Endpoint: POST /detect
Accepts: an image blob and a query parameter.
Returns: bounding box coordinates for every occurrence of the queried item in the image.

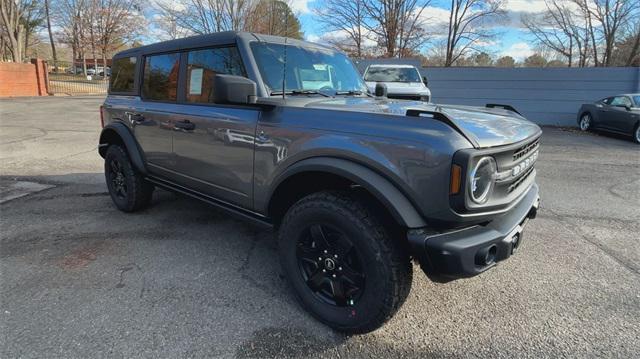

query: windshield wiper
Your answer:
[270,90,331,97]
[335,90,372,97]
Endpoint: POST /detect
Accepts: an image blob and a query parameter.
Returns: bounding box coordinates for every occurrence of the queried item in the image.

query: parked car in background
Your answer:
[363,64,431,102]
[577,94,640,144]
[66,67,83,74]
[99,67,111,77]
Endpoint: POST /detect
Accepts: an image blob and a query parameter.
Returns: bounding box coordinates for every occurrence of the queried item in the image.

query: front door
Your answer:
[608,96,634,133]
[170,46,258,208]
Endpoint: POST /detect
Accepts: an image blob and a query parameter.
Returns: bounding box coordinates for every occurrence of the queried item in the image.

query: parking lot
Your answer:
[1,96,639,358]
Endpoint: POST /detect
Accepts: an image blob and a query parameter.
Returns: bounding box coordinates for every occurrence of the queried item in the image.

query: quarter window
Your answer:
[142,53,180,101]
[110,56,137,93]
[186,47,246,103]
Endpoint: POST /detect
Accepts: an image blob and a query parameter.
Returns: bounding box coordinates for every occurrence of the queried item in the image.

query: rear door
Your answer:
[135,52,181,175]
[171,46,259,208]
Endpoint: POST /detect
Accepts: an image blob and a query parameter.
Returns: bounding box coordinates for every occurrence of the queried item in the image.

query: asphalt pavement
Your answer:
[1,96,639,358]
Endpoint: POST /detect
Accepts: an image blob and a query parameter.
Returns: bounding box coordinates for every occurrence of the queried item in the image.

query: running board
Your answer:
[145,176,273,229]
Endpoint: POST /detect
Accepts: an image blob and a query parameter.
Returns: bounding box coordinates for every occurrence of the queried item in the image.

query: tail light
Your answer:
[99,105,105,128]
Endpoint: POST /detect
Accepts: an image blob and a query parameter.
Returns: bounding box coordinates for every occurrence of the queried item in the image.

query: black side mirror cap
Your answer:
[422,76,429,86]
[213,74,257,104]
[374,82,387,97]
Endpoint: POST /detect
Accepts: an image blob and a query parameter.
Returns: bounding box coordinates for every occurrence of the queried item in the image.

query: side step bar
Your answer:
[146,175,274,229]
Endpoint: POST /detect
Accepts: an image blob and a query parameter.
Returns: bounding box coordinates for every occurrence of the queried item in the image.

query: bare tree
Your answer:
[314,0,368,58]
[0,0,39,62]
[443,0,505,66]
[93,0,143,71]
[363,0,432,58]
[155,0,257,36]
[244,0,302,39]
[55,0,89,72]
[522,1,584,67]
[44,0,58,70]
[572,0,636,66]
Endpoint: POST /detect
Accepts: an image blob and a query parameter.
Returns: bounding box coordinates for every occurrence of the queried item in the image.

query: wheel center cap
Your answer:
[324,258,336,271]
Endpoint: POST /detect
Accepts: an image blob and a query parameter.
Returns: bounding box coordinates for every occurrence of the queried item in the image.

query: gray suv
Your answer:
[99,32,541,333]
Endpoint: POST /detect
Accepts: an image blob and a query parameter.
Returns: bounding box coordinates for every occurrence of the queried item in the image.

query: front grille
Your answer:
[508,166,534,193]
[513,138,539,161]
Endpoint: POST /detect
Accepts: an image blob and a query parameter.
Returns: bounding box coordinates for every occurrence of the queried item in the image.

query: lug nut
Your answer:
[332,274,336,278]
[322,269,326,273]
[324,250,328,254]
[338,267,342,271]
[318,257,322,260]
[334,254,338,258]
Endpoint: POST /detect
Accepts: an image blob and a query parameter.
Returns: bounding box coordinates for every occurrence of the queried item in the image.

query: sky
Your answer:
[289,0,557,61]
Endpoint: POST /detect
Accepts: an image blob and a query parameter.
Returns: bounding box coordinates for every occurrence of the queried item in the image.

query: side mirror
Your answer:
[213,74,257,104]
[374,82,387,97]
[422,76,429,86]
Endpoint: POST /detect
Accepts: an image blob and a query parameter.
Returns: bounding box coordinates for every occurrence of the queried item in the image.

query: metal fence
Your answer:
[421,67,640,126]
[47,72,108,95]
[356,59,640,126]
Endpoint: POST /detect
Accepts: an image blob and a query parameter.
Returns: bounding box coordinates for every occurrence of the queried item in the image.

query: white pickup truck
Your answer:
[363,64,431,102]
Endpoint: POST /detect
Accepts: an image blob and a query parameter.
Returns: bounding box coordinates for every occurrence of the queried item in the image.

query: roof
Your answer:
[114,31,335,59]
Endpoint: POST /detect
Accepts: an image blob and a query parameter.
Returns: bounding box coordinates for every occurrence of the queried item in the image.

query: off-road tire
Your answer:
[104,144,154,212]
[278,191,412,334]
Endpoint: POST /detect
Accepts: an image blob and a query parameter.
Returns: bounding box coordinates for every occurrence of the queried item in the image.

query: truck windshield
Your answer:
[364,67,421,83]
[250,42,367,95]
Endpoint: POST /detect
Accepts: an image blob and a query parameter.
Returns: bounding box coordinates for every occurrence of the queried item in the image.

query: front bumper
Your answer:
[408,183,539,282]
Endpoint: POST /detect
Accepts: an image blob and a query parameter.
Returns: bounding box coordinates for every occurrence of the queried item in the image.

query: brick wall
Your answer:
[0,59,49,97]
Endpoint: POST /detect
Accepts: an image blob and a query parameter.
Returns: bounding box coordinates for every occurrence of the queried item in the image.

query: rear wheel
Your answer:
[633,124,640,144]
[278,191,412,333]
[579,113,592,131]
[105,144,154,212]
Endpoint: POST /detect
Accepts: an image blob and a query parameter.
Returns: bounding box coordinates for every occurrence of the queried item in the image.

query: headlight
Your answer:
[469,156,496,204]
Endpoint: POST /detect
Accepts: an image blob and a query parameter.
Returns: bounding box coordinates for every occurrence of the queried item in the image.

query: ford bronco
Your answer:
[99,32,541,333]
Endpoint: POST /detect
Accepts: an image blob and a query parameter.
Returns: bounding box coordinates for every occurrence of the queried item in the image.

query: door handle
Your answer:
[173,119,195,131]
[125,112,145,125]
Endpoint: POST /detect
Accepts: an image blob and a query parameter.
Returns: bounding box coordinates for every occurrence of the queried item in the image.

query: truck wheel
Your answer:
[104,144,154,212]
[278,191,412,333]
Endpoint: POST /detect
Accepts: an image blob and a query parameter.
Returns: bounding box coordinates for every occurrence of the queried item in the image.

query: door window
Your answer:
[142,53,180,101]
[186,47,246,103]
[610,96,632,107]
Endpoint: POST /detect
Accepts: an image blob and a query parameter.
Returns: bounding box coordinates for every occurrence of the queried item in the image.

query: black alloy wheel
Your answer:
[296,224,365,307]
[104,144,154,212]
[108,158,127,200]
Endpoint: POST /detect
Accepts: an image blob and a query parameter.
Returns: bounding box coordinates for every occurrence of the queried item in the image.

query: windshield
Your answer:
[633,96,640,107]
[364,67,421,83]
[250,42,367,94]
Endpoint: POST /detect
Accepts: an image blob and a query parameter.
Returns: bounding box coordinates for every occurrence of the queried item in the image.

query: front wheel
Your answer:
[633,124,640,144]
[278,191,412,333]
[579,113,592,131]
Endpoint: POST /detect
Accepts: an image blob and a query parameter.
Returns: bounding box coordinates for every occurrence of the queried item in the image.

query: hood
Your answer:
[303,97,541,148]
[365,81,430,95]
